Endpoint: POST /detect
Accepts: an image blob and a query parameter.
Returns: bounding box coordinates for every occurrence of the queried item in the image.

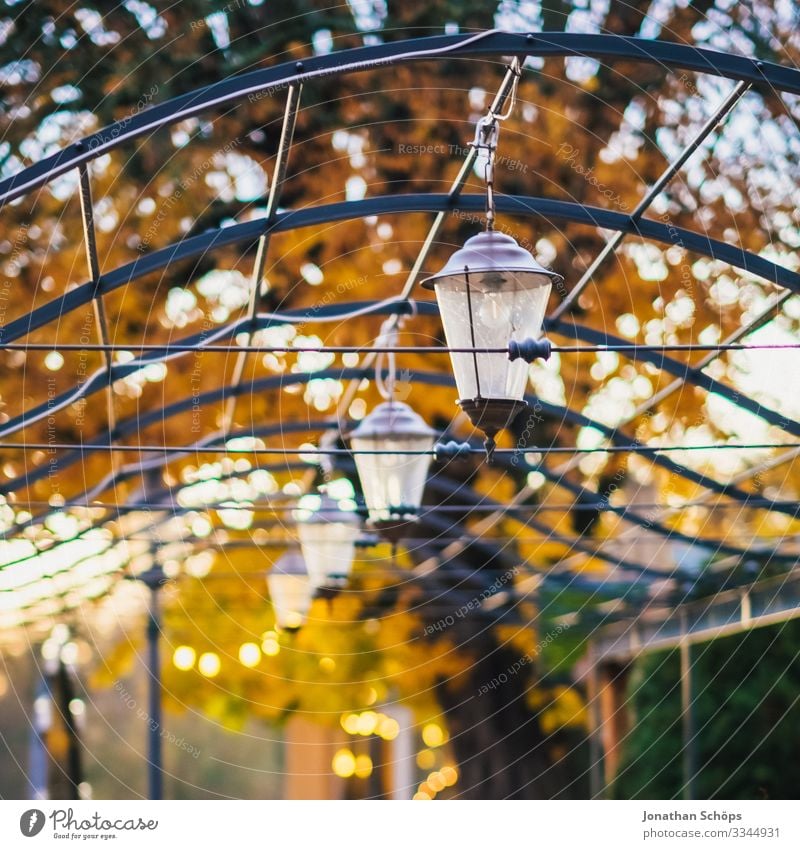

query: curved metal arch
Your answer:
[4,302,795,525]
[1,31,799,208]
[547,320,800,438]
[7,410,788,600]
[6,366,796,528]
[6,193,799,348]
[90,435,800,570]
[418,472,692,580]
[1,420,335,542]
[182,449,800,563]
[4,193,797,450]
[0,33,797,620]
[6,297,793,445]
[0,299,417,439]
[2,448,666,589]
[124,455,699,584]
[115,446,787,577]
[524,459,794,562]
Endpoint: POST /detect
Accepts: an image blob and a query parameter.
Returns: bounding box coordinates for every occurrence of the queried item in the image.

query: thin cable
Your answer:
[0,296,414,443]
[6,341,796,353]
[1,441,796,454]
[7,499,796,513]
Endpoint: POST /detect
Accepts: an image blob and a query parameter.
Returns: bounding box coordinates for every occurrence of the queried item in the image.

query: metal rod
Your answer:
[331,58,522,422]
[594,573,800,663]
[55,655,83,800]
[626,292,795,431]
[142,568,165,801]
[551,80,751,321]
[549,293,800,570]
[4,193,796,352]
[680,635,697,801]
[587,644,605,799]
[7,498,795,513]
[3,31,799,210]
[222,83,302,432]
[7,341,796,354]
[78,162,121,478]
[0,441,794,454]
[102,528,797,545]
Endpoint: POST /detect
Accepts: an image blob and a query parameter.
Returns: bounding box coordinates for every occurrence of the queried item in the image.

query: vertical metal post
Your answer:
[586,644,604,798]
[55,656,83,799]
[147,588,162,800]
[28,676,50,800]
[140,565,166,800]
[385,705,414,800]
[680,637,696,800]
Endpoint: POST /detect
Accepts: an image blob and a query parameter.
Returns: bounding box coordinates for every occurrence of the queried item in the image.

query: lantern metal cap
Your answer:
[270,551,308,577]
[303,490,360,526]
[421,230,563,289]
[349,400,437,442]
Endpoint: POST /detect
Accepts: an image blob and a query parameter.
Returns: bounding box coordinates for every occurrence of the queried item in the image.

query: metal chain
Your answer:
[471,56,521,231]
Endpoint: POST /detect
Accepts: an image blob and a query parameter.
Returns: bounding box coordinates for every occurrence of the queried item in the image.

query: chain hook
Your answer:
[374,316,399,401]
[470,57,521,232]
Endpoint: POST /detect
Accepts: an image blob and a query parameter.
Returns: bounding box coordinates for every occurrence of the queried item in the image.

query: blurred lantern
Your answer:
[349,400,436,541]
[297,491,360,588]
[267,552,313,631]
[422,230,561,458]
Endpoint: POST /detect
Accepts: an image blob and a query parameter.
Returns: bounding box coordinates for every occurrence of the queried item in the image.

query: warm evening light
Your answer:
[331,749,356,779]
[198,652,221,678]
[3,7,797,827]
[354,754,373,779]
[238,642,261,668]
[421,723,445,748]
[172,646,196,671]
[416,750,436,770]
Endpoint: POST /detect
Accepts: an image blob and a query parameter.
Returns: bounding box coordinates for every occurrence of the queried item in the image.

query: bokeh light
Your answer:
[238,642,261,668]
[198,652,221,677]
[422,722,445,747]
[173,645,196,671]
[332,748,356,778]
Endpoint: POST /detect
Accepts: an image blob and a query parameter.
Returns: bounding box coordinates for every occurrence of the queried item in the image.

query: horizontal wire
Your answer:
[4,341,799,355]
[7,498,798,513]
[114,532,798,544]
[1,442,797,454]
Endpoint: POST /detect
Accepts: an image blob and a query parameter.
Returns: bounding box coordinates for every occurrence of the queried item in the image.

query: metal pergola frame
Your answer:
[2,29,800,800]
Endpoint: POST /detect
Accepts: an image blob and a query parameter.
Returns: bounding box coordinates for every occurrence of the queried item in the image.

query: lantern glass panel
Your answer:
[267,572,312,630]
[351,434,434,521]
[434,272,551,401]
[297,521,359,587]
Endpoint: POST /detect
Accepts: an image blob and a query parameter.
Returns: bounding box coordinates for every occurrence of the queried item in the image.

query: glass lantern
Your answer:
[267,552,312,631]
[349,400,437,541]
[422,230,561,447]
[297,491,360,588]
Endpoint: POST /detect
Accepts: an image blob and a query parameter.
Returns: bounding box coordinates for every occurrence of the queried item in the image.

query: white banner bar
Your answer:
[2,800,797,848]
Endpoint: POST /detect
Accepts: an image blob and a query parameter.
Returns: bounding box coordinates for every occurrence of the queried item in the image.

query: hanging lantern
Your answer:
[422,230,561,456]
[349,400,437,541]
[297,491,360,588]
[267,552,312,632]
